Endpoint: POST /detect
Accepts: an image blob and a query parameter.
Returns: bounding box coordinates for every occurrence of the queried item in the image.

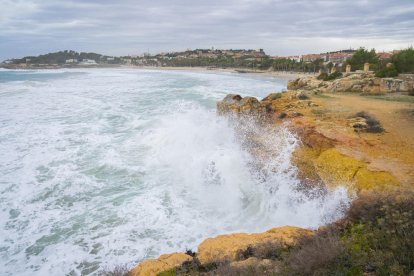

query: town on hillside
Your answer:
[1,47,411,76]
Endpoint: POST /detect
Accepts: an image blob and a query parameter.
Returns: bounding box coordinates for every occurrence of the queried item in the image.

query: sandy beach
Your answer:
[129,65,316,80]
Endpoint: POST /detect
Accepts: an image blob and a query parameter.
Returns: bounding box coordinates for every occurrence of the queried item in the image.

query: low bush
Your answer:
[375,64,398,78]
[325,71,343,81]
[285,188,414,275]
[317,71,343,81]
[354,111,384,133]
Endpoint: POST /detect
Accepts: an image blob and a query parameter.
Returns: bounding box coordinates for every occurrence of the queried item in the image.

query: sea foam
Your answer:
[0,68,348,275]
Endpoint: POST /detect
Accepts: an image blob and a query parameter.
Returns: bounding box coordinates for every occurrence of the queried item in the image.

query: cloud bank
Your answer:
[0,0,413,60]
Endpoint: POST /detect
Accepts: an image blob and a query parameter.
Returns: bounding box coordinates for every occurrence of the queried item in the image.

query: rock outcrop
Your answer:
[129,226,312,276]
[130,253,193,276]
[215,91,406,193]
[197,226,312,265]
[287,73,414,93]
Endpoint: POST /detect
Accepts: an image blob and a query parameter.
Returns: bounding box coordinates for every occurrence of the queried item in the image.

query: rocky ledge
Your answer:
[287,72,414,94]
[130,226,312,276]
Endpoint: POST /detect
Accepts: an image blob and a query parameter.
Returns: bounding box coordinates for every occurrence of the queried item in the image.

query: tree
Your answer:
[346,48,379,71]
[392,47,414,73]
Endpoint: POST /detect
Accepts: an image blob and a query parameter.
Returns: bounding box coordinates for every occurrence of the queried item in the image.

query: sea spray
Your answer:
[0,68,348,275]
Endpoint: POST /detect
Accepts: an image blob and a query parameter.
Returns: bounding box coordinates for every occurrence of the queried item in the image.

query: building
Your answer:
[80,59,97,65]
[65,59,77,63]
[377,52,392,60]
[326,52,354,64]
[302,54,324,62]
[287,56,301,62]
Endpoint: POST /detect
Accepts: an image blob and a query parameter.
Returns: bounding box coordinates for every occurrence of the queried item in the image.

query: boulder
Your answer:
[217,94,243,114]
[130,253,193,276]
[217,93,283,117]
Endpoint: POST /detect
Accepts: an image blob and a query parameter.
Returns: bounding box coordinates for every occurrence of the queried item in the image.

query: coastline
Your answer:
[0,63,314,80]
[135,66,315,79]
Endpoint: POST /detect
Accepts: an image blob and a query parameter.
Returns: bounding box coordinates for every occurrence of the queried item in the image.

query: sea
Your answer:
[0,68,349,275]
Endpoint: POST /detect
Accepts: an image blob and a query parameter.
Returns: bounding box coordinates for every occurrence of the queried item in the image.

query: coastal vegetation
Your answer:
[345,48,379,71]
[3,48,414,77]
[392,47,414,73]
[7,50,121,65]
[375,64,398,78]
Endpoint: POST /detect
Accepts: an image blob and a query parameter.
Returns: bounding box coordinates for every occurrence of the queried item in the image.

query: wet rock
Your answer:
[239,96,260,115]
[217,93,283,117]
[222,94,242,104]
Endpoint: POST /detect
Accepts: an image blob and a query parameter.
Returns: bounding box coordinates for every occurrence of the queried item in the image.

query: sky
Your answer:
[1,0,414,61]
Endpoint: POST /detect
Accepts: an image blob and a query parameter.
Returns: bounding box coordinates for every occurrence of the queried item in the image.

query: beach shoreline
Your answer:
[1,63,315,80]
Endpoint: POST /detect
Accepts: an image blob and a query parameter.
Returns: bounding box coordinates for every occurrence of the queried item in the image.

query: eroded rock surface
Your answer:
[197,226,312,264]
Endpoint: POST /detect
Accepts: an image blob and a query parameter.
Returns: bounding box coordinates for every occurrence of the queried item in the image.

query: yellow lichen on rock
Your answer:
[314,148,363,189]
[355,167,399,191]
[197,226,313,265]
[314,148,399,192]
[130,253,192,276]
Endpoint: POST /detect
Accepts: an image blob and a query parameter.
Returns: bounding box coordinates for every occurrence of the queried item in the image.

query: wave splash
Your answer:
[136,101,349,238]
[0,70,349,275]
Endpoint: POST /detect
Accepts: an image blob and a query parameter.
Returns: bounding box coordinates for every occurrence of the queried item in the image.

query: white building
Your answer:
[65,59,77,63]
[80,59,97,65]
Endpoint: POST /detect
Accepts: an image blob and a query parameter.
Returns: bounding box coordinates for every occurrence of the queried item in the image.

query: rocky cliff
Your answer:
[129,82,414,275]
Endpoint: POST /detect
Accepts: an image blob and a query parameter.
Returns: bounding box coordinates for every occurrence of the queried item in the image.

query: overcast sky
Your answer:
[1,0,413,61]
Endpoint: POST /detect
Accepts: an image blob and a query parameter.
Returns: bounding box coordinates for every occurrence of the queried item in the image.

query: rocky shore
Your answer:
[128,74,414,276]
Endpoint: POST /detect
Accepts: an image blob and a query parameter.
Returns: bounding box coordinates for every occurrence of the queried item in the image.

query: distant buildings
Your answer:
[80,59,97,65]
[377,52,392,60]
[287,56,301,62]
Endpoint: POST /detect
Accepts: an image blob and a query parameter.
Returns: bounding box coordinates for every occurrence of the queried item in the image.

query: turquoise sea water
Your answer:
[0,68,348,275]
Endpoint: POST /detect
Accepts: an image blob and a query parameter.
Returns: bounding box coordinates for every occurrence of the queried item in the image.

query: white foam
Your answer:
[0,68,349,275]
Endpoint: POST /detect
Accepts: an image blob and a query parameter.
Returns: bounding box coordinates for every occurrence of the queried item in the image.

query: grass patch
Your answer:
[360,93,414,103]
[312,93,334,99]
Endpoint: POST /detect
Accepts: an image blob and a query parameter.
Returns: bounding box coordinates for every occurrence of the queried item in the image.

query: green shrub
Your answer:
[285,188,414,275]
[375,64,398,78]
[346,48,379,71]
[317,72,342,81]
[392,47,414,73]
[325,71,343,81]
[317,72,328,80]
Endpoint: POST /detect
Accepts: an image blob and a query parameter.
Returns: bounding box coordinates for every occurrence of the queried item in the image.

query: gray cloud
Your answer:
[0,0,413,61]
